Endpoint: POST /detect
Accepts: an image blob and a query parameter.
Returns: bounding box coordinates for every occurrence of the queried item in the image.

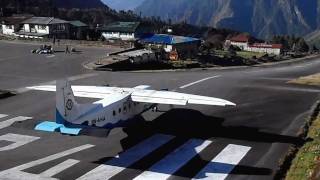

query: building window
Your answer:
[5,25,13,29]
[54,24,65,31]
[113,110,116,116]
[39,25,46,30]
[119,108,121,113]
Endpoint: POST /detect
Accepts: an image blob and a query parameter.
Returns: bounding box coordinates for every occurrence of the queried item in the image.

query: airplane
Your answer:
[27,80,236,135]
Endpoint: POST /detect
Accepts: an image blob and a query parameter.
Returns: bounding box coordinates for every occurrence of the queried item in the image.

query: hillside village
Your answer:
[0,12,316,70]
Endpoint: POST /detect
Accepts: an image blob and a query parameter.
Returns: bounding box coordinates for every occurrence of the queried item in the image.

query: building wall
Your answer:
[23,24,49,34]
[230,41,248,50]
[228,40,282,55]
[1,24,15,35]
[102,32,135,41]
[246,46,281,55]
[21,23,69,39]
[174,42,199,58]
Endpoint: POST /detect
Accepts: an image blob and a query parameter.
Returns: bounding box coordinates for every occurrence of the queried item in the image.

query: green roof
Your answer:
[69,20,88,27]
[100,22,140,33]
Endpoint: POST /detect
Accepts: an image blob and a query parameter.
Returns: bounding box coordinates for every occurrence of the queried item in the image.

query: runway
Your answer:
[0,40,319,179]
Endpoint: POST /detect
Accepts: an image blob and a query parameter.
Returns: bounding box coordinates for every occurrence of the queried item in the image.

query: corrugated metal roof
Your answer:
[0,16,31,25]
[99,22,140,33]
[69,20,88,27]
[140,34,200,45]
[22,17,69,25]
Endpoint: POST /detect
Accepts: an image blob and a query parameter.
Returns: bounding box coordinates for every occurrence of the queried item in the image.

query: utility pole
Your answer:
[16,0,21,14]
[0,8,3,17]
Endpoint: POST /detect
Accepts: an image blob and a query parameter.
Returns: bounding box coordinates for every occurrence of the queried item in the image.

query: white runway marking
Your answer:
[77,134,174,180]
[0,144,94,179]
[0,116,32,129]
[0,133,40,151]
[40,159,80,177]
[193,144,251,180]
[134,139,212,180]
[0,114,8,119]
[179,76,221,89]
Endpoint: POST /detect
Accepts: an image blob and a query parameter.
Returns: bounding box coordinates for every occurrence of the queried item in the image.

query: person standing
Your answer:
[65,45,70,54]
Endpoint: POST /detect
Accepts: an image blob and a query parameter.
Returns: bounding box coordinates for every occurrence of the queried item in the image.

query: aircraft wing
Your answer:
[131,90,236,106]
[27,85,236,106]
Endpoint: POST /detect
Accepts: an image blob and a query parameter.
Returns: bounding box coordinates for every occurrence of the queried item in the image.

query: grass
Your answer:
[285,74,320,180]
[288,73,320,86]
[285,116,320,180]
[237,51,265,59]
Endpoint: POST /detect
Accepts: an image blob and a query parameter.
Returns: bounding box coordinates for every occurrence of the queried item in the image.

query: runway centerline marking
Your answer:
[179,76,221,89]
[77,134,174,180]
[193,144,251,180]
[134,139,212,180]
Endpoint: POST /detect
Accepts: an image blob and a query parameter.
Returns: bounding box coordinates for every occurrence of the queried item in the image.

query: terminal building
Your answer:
[17,17,70,39]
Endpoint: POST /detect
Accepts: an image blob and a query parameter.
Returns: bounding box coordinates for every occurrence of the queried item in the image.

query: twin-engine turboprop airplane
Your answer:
[27,80,236,135]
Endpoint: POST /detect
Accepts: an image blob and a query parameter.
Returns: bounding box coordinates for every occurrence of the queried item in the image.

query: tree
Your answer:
[295,38,309,52]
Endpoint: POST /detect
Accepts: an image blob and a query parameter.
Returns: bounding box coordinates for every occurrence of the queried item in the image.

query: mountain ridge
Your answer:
[135,0,320,39]
[102,0,145,11]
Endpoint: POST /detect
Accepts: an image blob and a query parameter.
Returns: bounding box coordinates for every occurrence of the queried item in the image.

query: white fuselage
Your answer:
[71,92,150,128]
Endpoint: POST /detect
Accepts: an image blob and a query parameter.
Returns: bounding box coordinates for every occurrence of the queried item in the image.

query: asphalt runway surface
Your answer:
[0,40,320,180]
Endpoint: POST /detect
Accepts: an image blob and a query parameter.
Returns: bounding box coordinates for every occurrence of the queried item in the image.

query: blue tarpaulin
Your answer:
[34,121,82,135]
[35,121,63,132]
[140,34,200,45]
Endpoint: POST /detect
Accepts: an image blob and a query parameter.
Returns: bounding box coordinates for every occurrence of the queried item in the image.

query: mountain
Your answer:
[135,0,320,39]
[53,0,106,9]
[102,0,145,11]
[0,0,140,27]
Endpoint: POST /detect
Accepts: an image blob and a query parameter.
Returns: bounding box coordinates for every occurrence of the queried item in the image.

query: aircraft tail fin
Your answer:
[56,80,80,124]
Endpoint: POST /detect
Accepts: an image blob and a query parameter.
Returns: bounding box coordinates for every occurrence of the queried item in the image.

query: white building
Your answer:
[225,34,252,50]
[0,15,31,35]
[100,22,148,41]
[226,34,283,55]
[17,17,70,39]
